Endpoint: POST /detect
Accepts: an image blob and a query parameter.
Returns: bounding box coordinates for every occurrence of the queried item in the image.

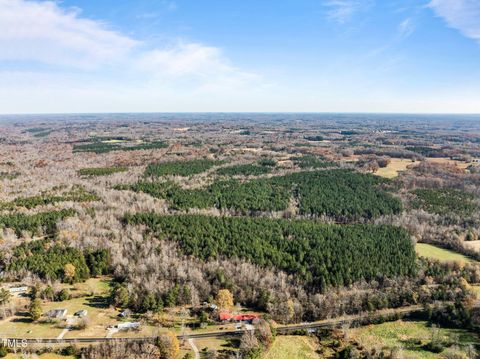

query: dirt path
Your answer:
[188,338,200,359]
[57,316,74,339]
[106,327,119,338]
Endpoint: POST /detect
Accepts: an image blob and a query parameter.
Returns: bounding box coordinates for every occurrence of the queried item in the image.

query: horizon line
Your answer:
[1,111,480,117]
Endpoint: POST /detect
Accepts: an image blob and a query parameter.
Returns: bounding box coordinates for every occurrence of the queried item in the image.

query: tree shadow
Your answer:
[84,295,109,309]
[399,338,427,354]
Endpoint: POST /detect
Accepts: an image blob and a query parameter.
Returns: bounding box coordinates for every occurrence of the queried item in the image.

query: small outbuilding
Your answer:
[8,286,28,295]
[116,322,140,330]
[46,309,67,318]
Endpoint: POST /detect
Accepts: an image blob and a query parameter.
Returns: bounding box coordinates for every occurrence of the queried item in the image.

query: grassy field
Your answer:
[375,158,415,179]
[0,277,118,339]
[350,320,479,359]
[263,336,320,359]
[193,336,238,355]
[416,243,474,263]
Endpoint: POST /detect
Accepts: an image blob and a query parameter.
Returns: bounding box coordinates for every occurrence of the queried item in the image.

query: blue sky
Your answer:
[1,0,480,113]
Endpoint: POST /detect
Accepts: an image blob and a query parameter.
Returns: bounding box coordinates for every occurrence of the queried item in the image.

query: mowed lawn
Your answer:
[350,320,479,359]
[263,336,320,359]
[0,277,118,339]
[416,243,474,263]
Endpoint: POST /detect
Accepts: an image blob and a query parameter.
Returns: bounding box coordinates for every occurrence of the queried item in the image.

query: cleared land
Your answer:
[263,336,320,359]
[0,278,120,339]
[463,240,480,252]
[375,158,415,179]
[415,243,474,263]
[350,320,479,359]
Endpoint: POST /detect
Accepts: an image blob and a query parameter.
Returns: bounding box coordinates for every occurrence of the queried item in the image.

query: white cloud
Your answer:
[323,0,372,24]
[135,42,260,91]
[0,0,261,101]
[137,42,235,77]
[398,17,415,39]
[0,0,138,68]
[428,0,480,44]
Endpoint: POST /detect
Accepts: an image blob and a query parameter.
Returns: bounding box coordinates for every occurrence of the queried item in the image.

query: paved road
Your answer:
[3,304,424,345]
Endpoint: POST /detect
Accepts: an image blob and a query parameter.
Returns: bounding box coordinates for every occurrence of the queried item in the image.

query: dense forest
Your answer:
[73,140,168,154]
[122,169,401,220]
[216,162,272,176]
[412,188,477,216]
[78,167,128,177]
[144,159,221,177]
[293,155,338,169]
[123,214,416,291]
[3,240,110,283]
[0,187,98,210]
[123,178,290,212]
[0,209,75,236]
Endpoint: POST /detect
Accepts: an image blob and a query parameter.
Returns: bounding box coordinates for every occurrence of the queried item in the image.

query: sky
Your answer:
[1,0,480,114]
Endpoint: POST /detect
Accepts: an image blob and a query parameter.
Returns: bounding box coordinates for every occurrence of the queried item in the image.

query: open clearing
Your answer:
[463,240,480,252]
[375,158,415,178]
[263,336,320,359]
[374,157,475,179]
[0,277,120,339]
[350,320,479,359]
[193,336,238,354]
[415,243,474,263]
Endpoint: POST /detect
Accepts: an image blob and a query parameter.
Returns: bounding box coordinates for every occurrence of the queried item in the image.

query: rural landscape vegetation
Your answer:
[2,0,480,357]
[1,113,480,358]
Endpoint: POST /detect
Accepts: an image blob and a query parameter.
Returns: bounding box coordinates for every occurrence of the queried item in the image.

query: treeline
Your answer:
[293,155,338,169]
[0,187,98,210]
[123,214,416,291]
[123,179,290,212]
[73,140,168,154]
[110,282,193,313]
[78,167,128,177]
[273,170,402,220]
[123,169,401,220]
[144,159,220,177]
[412,188,477,216]
[216,161,273,176]
[405,146,446,157]
[0,209,75,236]
[4,240,110,283]
[354,147,422,160]
[304,135,324,141]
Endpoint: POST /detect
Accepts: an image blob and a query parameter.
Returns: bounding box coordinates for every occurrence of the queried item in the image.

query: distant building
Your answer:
[219,312,233,321]
[118,309,131,318]
[46,309,67,318]
[8,286,28,295]
[116,322,140,330]
[219,312,260,324]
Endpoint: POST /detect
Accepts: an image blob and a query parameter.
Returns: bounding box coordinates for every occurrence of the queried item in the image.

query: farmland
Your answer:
[263,336,320,359]
[415,243,475,264]
[350,320,480,359]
